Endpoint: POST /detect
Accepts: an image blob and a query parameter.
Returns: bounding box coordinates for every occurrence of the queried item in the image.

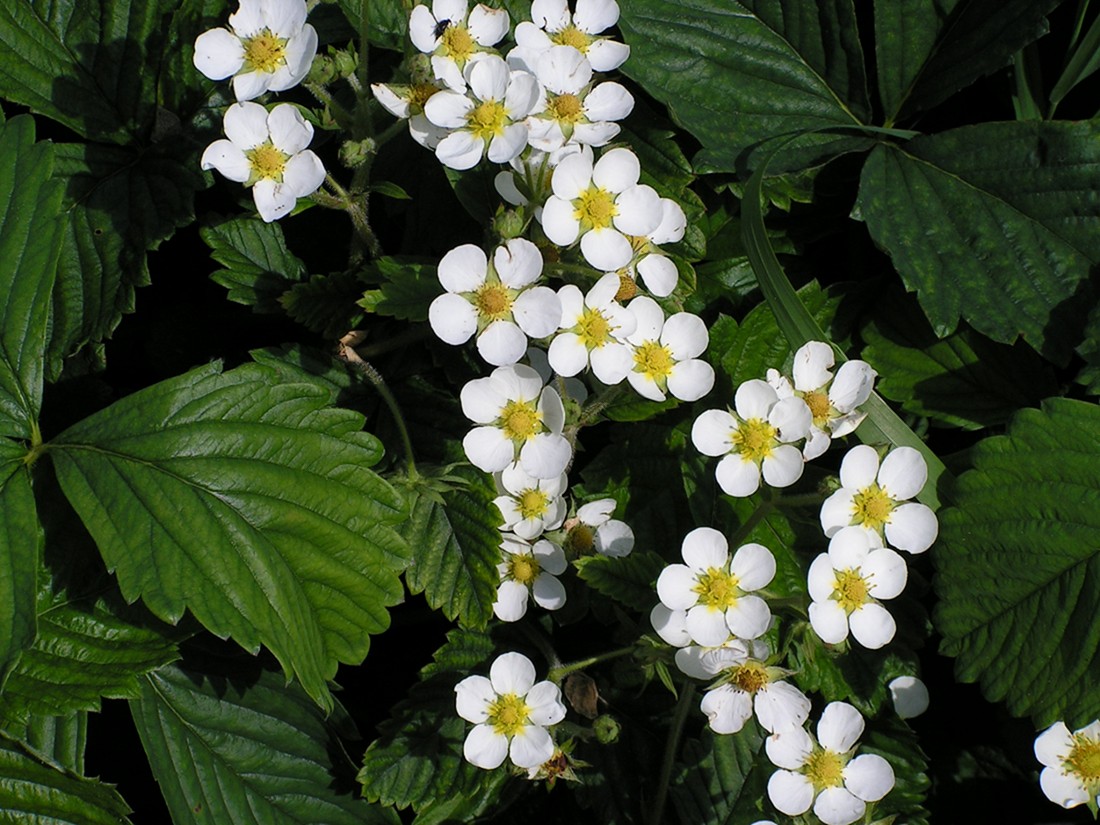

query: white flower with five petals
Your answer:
[493,535,568,621]
[512,0,630,73]
[625,296,714,402]
[409,0,510,91]
[623,198,687,298]
[371,80,449,149]
[564,499,634,557]
[493,465,567,540]
[1034,719,1100,809]
[548,272,637,384]
[193,0,318,101]
[201,102,325,222]
[691,379,812,498]
[455,651,566,769]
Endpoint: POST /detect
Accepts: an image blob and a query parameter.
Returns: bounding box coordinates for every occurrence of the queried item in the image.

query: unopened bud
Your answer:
[593,714,620,744]
[493,208,526,240]
[339,138,377,168]
[308,54,337,85]
[332,48,358,79]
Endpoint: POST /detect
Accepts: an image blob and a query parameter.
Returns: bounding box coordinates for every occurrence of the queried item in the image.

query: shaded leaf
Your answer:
[0,459,41,690]
[855,121,1100,363]
[358,257,440,323]
[201,217,305,313]
[0,116,64,438]
[1075,299,1100,395]
[48,361,409,710]
[4,712,87,775]
[862,719,931,825]
[131,650,398,825]
[670,725,767,825]
[575,551,665,611]
[281,271,366,338]
[619,0,872,173]
[935,399,1100,727]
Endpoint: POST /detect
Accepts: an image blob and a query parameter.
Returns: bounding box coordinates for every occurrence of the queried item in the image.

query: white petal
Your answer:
[429,293,479,345]
[267,104,314,154]
[531,0,570,30]
[228,0,264,37]
[432,55,467,91]
[715,455,761,498]
[595,520,634,557]
[495,170,526,205]
[263,0,308,38]
[761,446,804,489]
[862,547,907,600]
[1041,766,1091,808]
[520,433,571,479]
[513,288,561,339]
[464,724,508,769]
[730,543,775,592]
[584,81,634,121]
[514,19,554,47]
[510,724,555,768]
[817,701,864,753]
[575,0,620,33]
[803,427,831,460]
[538,385,566,432]
[1035,721,1073,767]
[439,244,488,293]
[409,113,449,149]
[827,525,872,570]
[627,362,665,400]
[692,409,735,456]
[193,28,245,80]
[792,341,834,391]
[840,444,880,489]
[673,646,713,680]
[725,594,771,639]
[686,604,732,647]
[488,124,529,164]
[807,554,838,602]
[533,538,568,574]
[650,603,692,647]
[433,0,469,25]
[200,140,251,182]
[878,446,928,500]
[667,360,714,402]
[755,682,811,734]
[626,296,663,343]
[768,770,815,816]
[734,379,778,420]
[232,69,271,102]
[814,787,865,825]
[409,4,441,52]
[592,147,639,192]
[769,396,813,442]
[681,527,728,571]
[272,25,317,90]
[572,121,620,147]
[662,313,708,360]
[467,3,510,45]
[636,254,679,297]
[537,44,591,94]
[885,503,938,554]
[820,489,856,537]
[459,374,504,422]
[848,603,896,649]
[829,360,876,412]
[532,572,567,609]
[252,179,297,222]
[490,651,536,695]
[612,184,662,235]
[223,101,270,149]
[888,676,929,720]
[495,238,542,287]
[580,227,632,270]
[547,332,589,377]
[590,342,633,385]
[585,38,630,72]
[436,131,485,170]
[468,53,510,102]
[464,425,514,472]
[809,600,849,645]
[424,90,474,128]
[551,151,593,200]
[455,674,495,722]
[493,579,530,621]
[477,320,527,366]
[525,681,566,725]
[766,725,814,769]
[656,564,698,611]
[541,196,581,246]
[281,150,325,198]
[701,685,753,734]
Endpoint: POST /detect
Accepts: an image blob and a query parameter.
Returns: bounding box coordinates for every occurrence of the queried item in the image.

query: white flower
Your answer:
[494,464,567,540]
[766,702,895,825]
[493,535,568,621]
[429,240,561,365]
[548,272,637,385]
[625,297,714,402]
[460,363,572,478]
[455,651,566,769]
[424,54,541,169]
[807,527,907,650]
[409,0,510,91]
[541,147,662,270]
[201,102,325,222]
[655,527,775,646]
[675,638,810,735]
[193,0,318,101]
[564,499,634,557]
[649,602,692,648]
[1035,719,1100,809]
[625,198,687,298]
[767,341,876,460]
[820,444,938,554]
[888,676,929,719]
[512,0,630,73]
[494,144,588,208]
[371,80,450,149]
[525,46,634,152]
[691,379,813,498]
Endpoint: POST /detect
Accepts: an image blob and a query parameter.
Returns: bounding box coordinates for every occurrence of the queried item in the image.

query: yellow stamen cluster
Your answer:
[243,30,288,73]
[474,282,513,321]
[565,523,595,556]
[850,485,894,531]
[467,100,508,141]
[633,341,674,381]
[487,693,531,736]
[441,24,476,60]
[731,418,777,463]
[508,553,540,585]
[614,272,638,302]
[548,93,585,123]
[804,750,846,791]
[499,399,542,442]
[729,661,770,694]
[552,24,592,52]
[576,307,612,349]
[1066,734,1100,784]
[517,488,550,520]
[574,186,618,230]
[804,389,832,423]
[246,143,288,182]
[693,567,742,610]
[833,568,870,613]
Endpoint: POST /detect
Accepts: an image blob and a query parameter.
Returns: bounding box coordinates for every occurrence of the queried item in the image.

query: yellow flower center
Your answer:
[804,390,832,424]
[850,485,894,531]
[731,418,777,463]
[508,552,541,585]
[1066,734,1100,783]
[633,341,674,381]
[804,750,846,791]
[246,143,288,182]
[576,307,612,348]
[548,93,585,123]
[729,661,770,694]
[467,100,508,141]
[499,399,542,442]
[487,693,531,736]
[565,523,595,555]
[693,567,741,610]
[834,568,870,613]
[474,282,513,320]
[552,24,592,52]
[517,488,550,520]
[243,30,288,73]
[574,186,618,230]
[409,82,440,111]
[441,24,476,60]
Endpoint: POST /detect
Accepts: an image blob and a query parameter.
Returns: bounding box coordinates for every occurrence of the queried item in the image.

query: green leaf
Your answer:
[789,633,921,717]
[855,120,1100,364]
[401,466,502,628]
[131,650,398,825]
[47,139,206,378]
[0,460,41,690]
[335,0,408,50]
[670,726,767,825]
[1076,299,1100,394]
[575,551,665,611]
[0,0,174,141]
[0,733,131,825]
[280,271,366,338]
[358,257,440,322]
[861,719,931,825]
[0,116,64,438]
[862,289,1059,430]
[47,361,410,711]
[619,0,872,173]
[201,217,306,313]
[874,0,1061,123]
[4,712,87,775]
[1051,10,1100,107]
[935,398,1100,727]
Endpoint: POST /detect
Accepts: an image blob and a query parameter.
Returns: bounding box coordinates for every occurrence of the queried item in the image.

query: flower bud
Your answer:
[339,138,377,168]
[593,714,621,744]
[493,207,526,240]
[308,53,337,85]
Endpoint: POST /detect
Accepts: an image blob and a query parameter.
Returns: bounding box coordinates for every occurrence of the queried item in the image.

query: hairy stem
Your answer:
[547,645,637,683]
[339,335,417,477]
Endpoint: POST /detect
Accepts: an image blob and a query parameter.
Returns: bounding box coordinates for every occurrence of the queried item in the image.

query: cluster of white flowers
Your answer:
[194,0,326,221]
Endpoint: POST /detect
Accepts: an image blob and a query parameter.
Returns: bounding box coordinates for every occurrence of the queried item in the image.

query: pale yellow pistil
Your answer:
[693,567,742,610]
[467,100,508,141]
[576,307,612,349]
[548,93,585,123]
[804,749,847,791]
[552,24,592,52]
[834,568,870,613]
[517,488,550,520]
[243,30,288,73]
[728,661,770,694]
[1066,735,1100,789]
[574,186,618,230]
[731,418,777,463]
[850,484,894,531]
[474,282,514,321]
[804,389,832,425]
[634,341,674,381]
[441,24,476,60]
[499,399,542,442]
[487,693,531,736]
[247,143,288,183]
[508,553,540,585]
[409,82,441,111]
[565,523,595,556]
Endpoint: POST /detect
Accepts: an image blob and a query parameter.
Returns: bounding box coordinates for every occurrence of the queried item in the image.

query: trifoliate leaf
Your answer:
[0,116,64,439]
[575,552,665,611]
[855,120,1100,363]
[47,361,410,711]
[0,459,41,690]
[3,712,87,775]
[874,0,1061,123]
[130,650,398,825]
[201,217,306,313]
[358,258,440,322]
[935,398,1100,727]
[0,733,131,825]
[401,466,502,628]
[619,0,873,173]
[280,271,366,338]
[670,725,768,825]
